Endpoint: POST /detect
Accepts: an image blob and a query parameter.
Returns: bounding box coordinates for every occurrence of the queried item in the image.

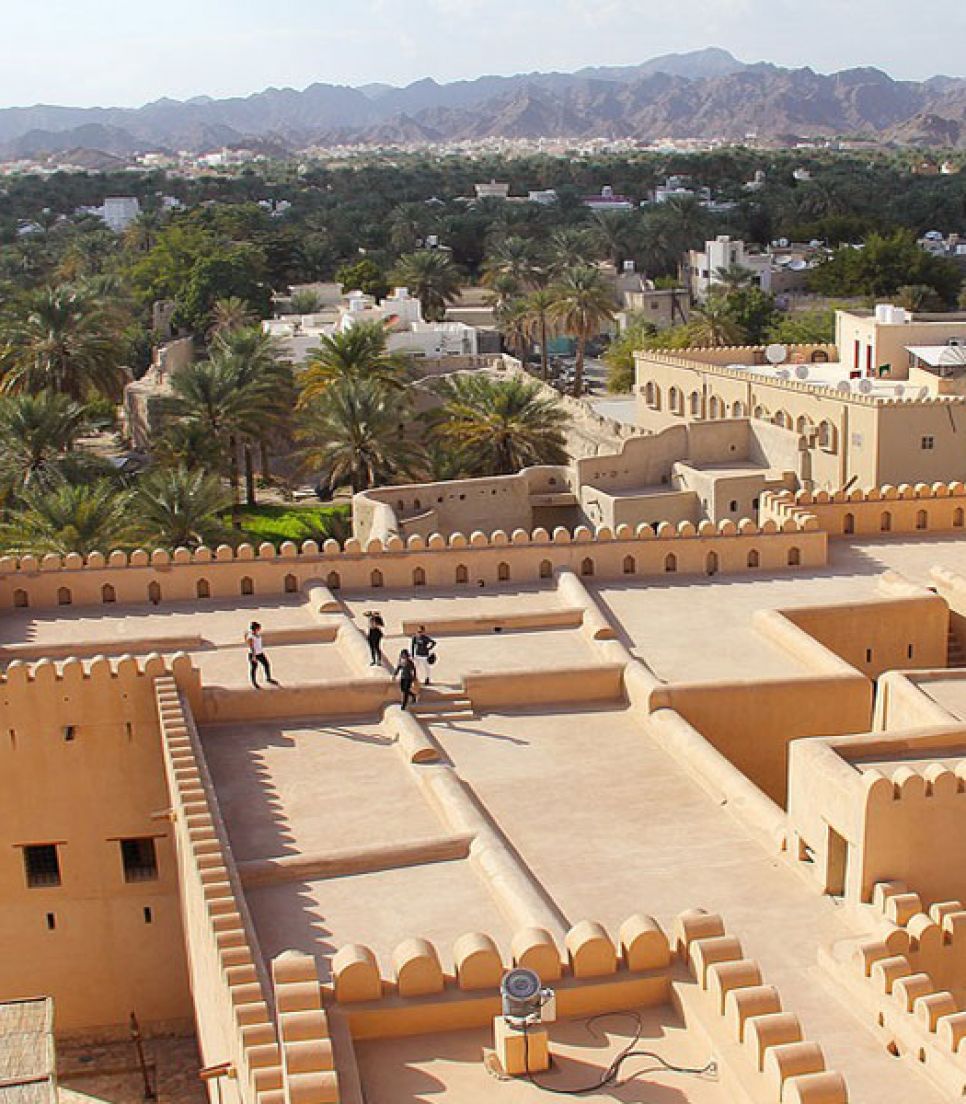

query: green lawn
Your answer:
[234,503,351,547]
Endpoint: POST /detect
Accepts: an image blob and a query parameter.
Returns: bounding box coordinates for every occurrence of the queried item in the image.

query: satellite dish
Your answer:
[765,343,788,365]
[894,384,905,398]
[836,381,851,393]
[795,364,809,380]
[776,368,791,379]
[918,386,929,400]
[788,258,808,271]
[857,378,872,394]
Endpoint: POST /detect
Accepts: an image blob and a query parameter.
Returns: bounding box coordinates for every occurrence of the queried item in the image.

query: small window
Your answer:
[497,562,510,582]
[147,581,161,605]
[326,571,341,590]
[843,512,855,535]
[787,547,801,566]
[747,549,760,568]
[240,576,254,596]
[143,907,153,924]
[101,583,116,604]
[580,557,594,577]
[916,509,927,531]
[284,573,298,594]
[729,500,738,513]
[371,569,384,588]
[57,587,71,607]
[455,564,469,584]
[196,578,211,599]
[13,588,28,608]
[63,726,76,743]
[622,555,635,575]
[46,912,56,931]
[24,845,61,888]
[880,511,892,532]
[706,551,719,576]
[412,567,426,586]
[921,436,934,450]
[907,644,914,659]
[664,553,677,573]
[539,559,553,579]
[865,648,873,664]
[953,507,963,528]
[120,838,158,883]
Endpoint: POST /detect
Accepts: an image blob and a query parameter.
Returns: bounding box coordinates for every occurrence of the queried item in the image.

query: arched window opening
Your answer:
[580,557,594,577]
[371,569,384,588]
[57,587,72,606]
[953,507,964,528]
[13,588,28,608]
[326,571,341,590]
[664,553,677,573]
[622,555,635,575]
[240,576,254,596]
[706,551,719,576]
[196,578,211,599]
[284,573,298,594]
[747,549,760,568]
[880,511,892,532]
[101,583,116,604]
[539,559,553,579]
[497,562,510,582]
[916,509,927,531]
[843,512,855,535]
[413,566,426,587]
[455,564,469,584]
[787,547,801,567]
[147,581,161,605]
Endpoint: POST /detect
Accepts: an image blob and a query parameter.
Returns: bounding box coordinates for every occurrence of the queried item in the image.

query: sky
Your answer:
[0,0,962,109]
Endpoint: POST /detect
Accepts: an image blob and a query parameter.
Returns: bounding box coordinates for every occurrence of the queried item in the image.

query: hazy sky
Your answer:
[1,0,962,108]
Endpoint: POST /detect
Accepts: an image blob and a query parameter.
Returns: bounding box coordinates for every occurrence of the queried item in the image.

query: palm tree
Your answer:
[168,357,271,517]
[547,265,617,396]
[427,374,568,476]
[0,393,92,494]
[210,326,295,502]
[547,227,601,272]
[297,378,421,494]
[298,321,405,405]
[713,264,757,291]
[483,236,544,291]
[496,298,531,362]
[0,285,128,400]
[522,289,557,380]
[688,295,746,347]
[207,296,257,342]
[0,478,133,556]
[483,272,522,314]
[132,466,232,549]
[390,250,462,321]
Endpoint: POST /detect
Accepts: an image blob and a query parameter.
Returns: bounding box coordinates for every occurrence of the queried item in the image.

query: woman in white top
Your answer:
[245,621,278,688]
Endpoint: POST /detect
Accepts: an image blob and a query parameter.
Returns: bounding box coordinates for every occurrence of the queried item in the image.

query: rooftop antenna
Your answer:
[765,343,788,366]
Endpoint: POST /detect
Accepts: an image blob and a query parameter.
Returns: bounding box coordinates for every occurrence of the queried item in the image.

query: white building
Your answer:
[263,287,479,365]
[474,180,510,200]
[583,186,635,211]
[100,196,141,233]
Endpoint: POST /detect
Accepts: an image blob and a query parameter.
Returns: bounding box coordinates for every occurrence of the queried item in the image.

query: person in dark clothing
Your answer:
[245,621,278,688]
[393,649,418,709]
[410,625,437,685]
[365,610,385,665]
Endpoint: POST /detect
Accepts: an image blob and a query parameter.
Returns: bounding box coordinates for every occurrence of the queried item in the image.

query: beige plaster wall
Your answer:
[0,523,827,614]
[0,657,193,1036]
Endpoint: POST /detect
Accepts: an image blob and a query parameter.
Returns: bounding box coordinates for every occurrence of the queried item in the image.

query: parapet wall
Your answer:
[762,483,966,538]
[0,520,826,613]
[156,675,285,1104]
[847,881,966,1098]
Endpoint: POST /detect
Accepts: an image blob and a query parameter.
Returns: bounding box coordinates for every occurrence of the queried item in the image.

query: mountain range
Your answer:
[2,48,964,159]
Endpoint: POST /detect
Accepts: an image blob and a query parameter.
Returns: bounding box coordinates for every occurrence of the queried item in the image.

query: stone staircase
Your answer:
[411,685,475,723]
[948,628,965,669]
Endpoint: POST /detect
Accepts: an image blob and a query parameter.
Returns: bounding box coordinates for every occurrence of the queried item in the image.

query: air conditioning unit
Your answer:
[947,338,962,347]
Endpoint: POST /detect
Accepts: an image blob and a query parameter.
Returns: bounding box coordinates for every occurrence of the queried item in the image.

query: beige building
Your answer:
[634,309,966,493]
[2,410,966,1101]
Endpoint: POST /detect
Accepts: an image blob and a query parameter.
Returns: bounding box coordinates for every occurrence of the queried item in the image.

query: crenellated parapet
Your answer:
[675,908,848,1103]
[327,915,671,1038]
[156,675,284,1104]
[0,517,826,612]
[848,881,966,1097]
[762,482,966,538]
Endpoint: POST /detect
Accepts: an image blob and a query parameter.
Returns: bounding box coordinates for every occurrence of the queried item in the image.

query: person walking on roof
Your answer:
[365,610,385,665]
[393,649,418,710]
[245,621,278,688]
[410,625,437,685]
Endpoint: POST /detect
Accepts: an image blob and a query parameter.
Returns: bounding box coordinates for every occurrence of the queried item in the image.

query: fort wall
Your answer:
[0,655,195,1037]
